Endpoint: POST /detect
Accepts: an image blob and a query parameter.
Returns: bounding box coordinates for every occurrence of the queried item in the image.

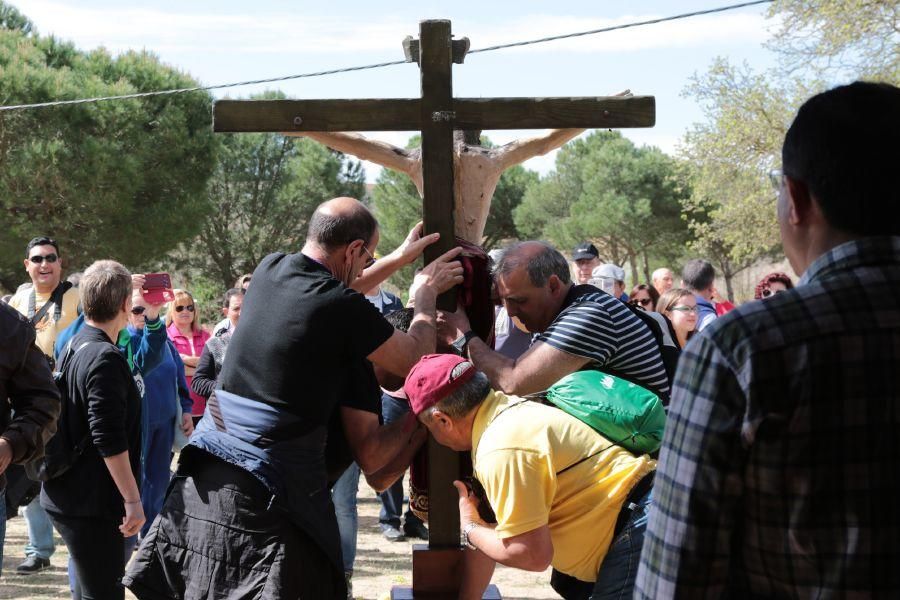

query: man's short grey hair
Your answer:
[80,260,132,322]
[493,241,571,286]
[424,371,492,421]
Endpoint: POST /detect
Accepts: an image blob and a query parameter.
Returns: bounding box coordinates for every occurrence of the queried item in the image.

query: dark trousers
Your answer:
[377,394,423,529]
[550,487,652,600]
[49,512,126,600]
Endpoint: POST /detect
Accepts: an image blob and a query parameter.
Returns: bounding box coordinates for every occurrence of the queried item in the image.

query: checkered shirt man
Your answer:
[636,236,900,598]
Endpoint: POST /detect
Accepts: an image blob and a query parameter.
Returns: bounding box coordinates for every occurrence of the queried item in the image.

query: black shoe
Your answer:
[16,556,50,574]
[381,524,406,542]
[403,520,429,540]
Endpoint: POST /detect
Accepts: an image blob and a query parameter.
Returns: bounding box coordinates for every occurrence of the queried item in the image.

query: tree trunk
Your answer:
[627,252,640,290]
[641,251,651,286]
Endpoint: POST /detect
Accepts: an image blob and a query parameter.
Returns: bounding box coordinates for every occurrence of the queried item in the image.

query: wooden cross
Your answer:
[214,19,654,599]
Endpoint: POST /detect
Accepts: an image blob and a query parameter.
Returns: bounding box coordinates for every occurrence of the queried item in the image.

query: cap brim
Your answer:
[572,252,596,261]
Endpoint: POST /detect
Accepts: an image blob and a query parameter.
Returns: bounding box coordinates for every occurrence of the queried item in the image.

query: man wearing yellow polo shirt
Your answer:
[405,354,655,600]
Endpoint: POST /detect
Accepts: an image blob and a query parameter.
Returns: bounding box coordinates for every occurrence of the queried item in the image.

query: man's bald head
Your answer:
[306,197,378,251]
[493,241,571,287]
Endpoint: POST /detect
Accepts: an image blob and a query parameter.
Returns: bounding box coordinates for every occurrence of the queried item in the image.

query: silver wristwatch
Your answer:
[461,521,480,550]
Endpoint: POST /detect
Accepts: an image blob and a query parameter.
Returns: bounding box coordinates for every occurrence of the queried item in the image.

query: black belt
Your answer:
[612,471,654,538]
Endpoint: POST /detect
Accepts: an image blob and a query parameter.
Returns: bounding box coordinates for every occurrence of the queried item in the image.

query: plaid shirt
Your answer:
[636,236,900,598]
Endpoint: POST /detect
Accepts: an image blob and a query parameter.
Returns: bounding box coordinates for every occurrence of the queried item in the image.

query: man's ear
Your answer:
[431,409,453,430]
[547,274,561,294]
[784,175,813,227]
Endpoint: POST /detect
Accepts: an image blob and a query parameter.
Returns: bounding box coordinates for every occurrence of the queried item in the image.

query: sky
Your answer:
[12,0,781,181]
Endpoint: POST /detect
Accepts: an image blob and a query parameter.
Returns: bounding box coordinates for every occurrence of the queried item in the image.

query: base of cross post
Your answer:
[389,544,502,599]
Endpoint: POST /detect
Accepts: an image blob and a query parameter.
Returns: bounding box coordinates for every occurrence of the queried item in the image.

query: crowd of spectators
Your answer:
[0,81,897,600]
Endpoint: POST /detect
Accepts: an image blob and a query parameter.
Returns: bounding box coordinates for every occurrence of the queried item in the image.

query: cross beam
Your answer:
[212,18,656,598]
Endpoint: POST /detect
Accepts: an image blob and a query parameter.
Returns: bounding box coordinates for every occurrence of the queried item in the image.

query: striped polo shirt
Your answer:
[536,286,670,396]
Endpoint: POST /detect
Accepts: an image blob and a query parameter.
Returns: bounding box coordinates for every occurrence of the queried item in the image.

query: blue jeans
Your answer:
[141,419,175,537]
[23,494,55,559]
[377,394,422,530]
[331,462,360,574]
[550,488,652,600]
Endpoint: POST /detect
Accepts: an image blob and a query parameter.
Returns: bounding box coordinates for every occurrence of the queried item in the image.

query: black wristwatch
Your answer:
[452,330,477,355]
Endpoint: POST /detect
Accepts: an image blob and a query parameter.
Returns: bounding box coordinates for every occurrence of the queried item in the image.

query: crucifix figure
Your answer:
[214,18,654,599]
[284,127,585,243]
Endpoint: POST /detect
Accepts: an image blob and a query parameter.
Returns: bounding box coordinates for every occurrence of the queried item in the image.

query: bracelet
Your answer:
[461,521,481,550]
[124,500,141,504]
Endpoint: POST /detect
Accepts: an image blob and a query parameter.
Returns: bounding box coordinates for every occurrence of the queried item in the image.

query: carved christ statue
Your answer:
[283,128,583,243]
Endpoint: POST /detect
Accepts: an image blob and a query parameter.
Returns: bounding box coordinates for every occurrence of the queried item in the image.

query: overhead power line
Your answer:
[0,0,773,112]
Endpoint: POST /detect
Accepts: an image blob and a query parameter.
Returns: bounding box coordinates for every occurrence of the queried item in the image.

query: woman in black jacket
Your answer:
[41,260,145,600]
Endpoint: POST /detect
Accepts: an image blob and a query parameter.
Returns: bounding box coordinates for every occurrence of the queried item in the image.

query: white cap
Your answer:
[592,263,625,282]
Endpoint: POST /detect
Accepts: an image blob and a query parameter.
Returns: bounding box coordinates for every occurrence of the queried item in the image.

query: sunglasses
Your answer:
[761,288,784,298]
[131,306,146,315]
[175,304,195,313]
[29,253,58,264]
[362,245,376,268]
[630,298,653,307]
[670,305,698,313]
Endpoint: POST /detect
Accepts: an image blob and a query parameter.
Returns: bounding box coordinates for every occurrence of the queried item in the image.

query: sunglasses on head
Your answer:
[630,298,653,307]
[131,306,146,315]
[175,304,195,313]
[29,253,58,264]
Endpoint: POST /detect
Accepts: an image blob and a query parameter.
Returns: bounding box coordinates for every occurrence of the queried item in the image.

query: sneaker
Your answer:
[381,524,406,542]
[16,556,50,574]
[403,520,429,541]
[344,571,353,600]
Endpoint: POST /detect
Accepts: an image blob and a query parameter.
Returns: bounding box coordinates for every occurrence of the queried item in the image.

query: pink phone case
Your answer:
[142,273,174,304]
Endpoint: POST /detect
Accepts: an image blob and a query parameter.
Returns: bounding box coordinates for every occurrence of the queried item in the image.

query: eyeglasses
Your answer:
[768,168,784,192]
[29,253,58,264]
[761,288,784,298]
[362,245,376,269]
[174,304,195,313]
[630,298,653,308]
[131,306,146,315]
[670,305,698,313]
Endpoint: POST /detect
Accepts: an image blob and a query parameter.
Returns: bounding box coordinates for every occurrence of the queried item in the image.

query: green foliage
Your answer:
[0,23,217,291]
[0,1,34,35]
[679,0,896,298]
[177,92,366,289]
[768,0,899,81]
[371,135,538,294]
[515,131,692,285]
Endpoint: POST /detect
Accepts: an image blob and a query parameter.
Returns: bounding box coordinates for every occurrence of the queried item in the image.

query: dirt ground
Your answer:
[0,474,559,600]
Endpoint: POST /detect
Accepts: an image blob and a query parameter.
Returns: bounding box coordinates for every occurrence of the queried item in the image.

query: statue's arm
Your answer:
[492,128,585,171]
[283,131,418,177]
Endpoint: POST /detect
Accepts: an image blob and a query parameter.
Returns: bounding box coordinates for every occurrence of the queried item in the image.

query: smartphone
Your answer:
[142,272,175,304]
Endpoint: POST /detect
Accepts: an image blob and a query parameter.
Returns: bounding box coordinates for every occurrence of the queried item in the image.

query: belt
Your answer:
[612,471,654,538]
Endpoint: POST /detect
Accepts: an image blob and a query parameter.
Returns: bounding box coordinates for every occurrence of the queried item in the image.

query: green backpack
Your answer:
[545,370,666,455]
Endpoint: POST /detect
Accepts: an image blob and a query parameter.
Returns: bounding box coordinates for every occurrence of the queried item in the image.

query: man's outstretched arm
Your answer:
[284,131,421,185]
[492,128,585,172]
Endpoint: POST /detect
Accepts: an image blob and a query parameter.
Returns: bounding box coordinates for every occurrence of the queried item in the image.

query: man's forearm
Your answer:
[466,338,519,394]
[405,288,438,359]
[363,427,426,492]
[351,251,407,294]
[349,412,418,475]
[465,524,548,571]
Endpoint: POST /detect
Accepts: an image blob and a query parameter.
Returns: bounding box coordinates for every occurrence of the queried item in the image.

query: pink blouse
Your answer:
[166,323,211,416]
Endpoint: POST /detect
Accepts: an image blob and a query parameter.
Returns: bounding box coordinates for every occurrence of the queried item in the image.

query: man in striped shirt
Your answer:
[441,241,669,398]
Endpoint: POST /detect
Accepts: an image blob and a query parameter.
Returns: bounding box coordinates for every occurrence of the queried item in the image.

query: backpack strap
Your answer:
[29,281,73,326]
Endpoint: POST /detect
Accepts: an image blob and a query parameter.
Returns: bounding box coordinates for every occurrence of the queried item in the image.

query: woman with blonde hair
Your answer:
[656,288,699,350]
[165,289,210,425]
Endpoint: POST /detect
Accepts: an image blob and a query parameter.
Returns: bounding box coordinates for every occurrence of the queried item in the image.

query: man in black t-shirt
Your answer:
[126,197,463,600]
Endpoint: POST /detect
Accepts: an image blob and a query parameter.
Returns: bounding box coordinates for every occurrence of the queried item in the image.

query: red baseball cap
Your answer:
[403,354,477,415]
